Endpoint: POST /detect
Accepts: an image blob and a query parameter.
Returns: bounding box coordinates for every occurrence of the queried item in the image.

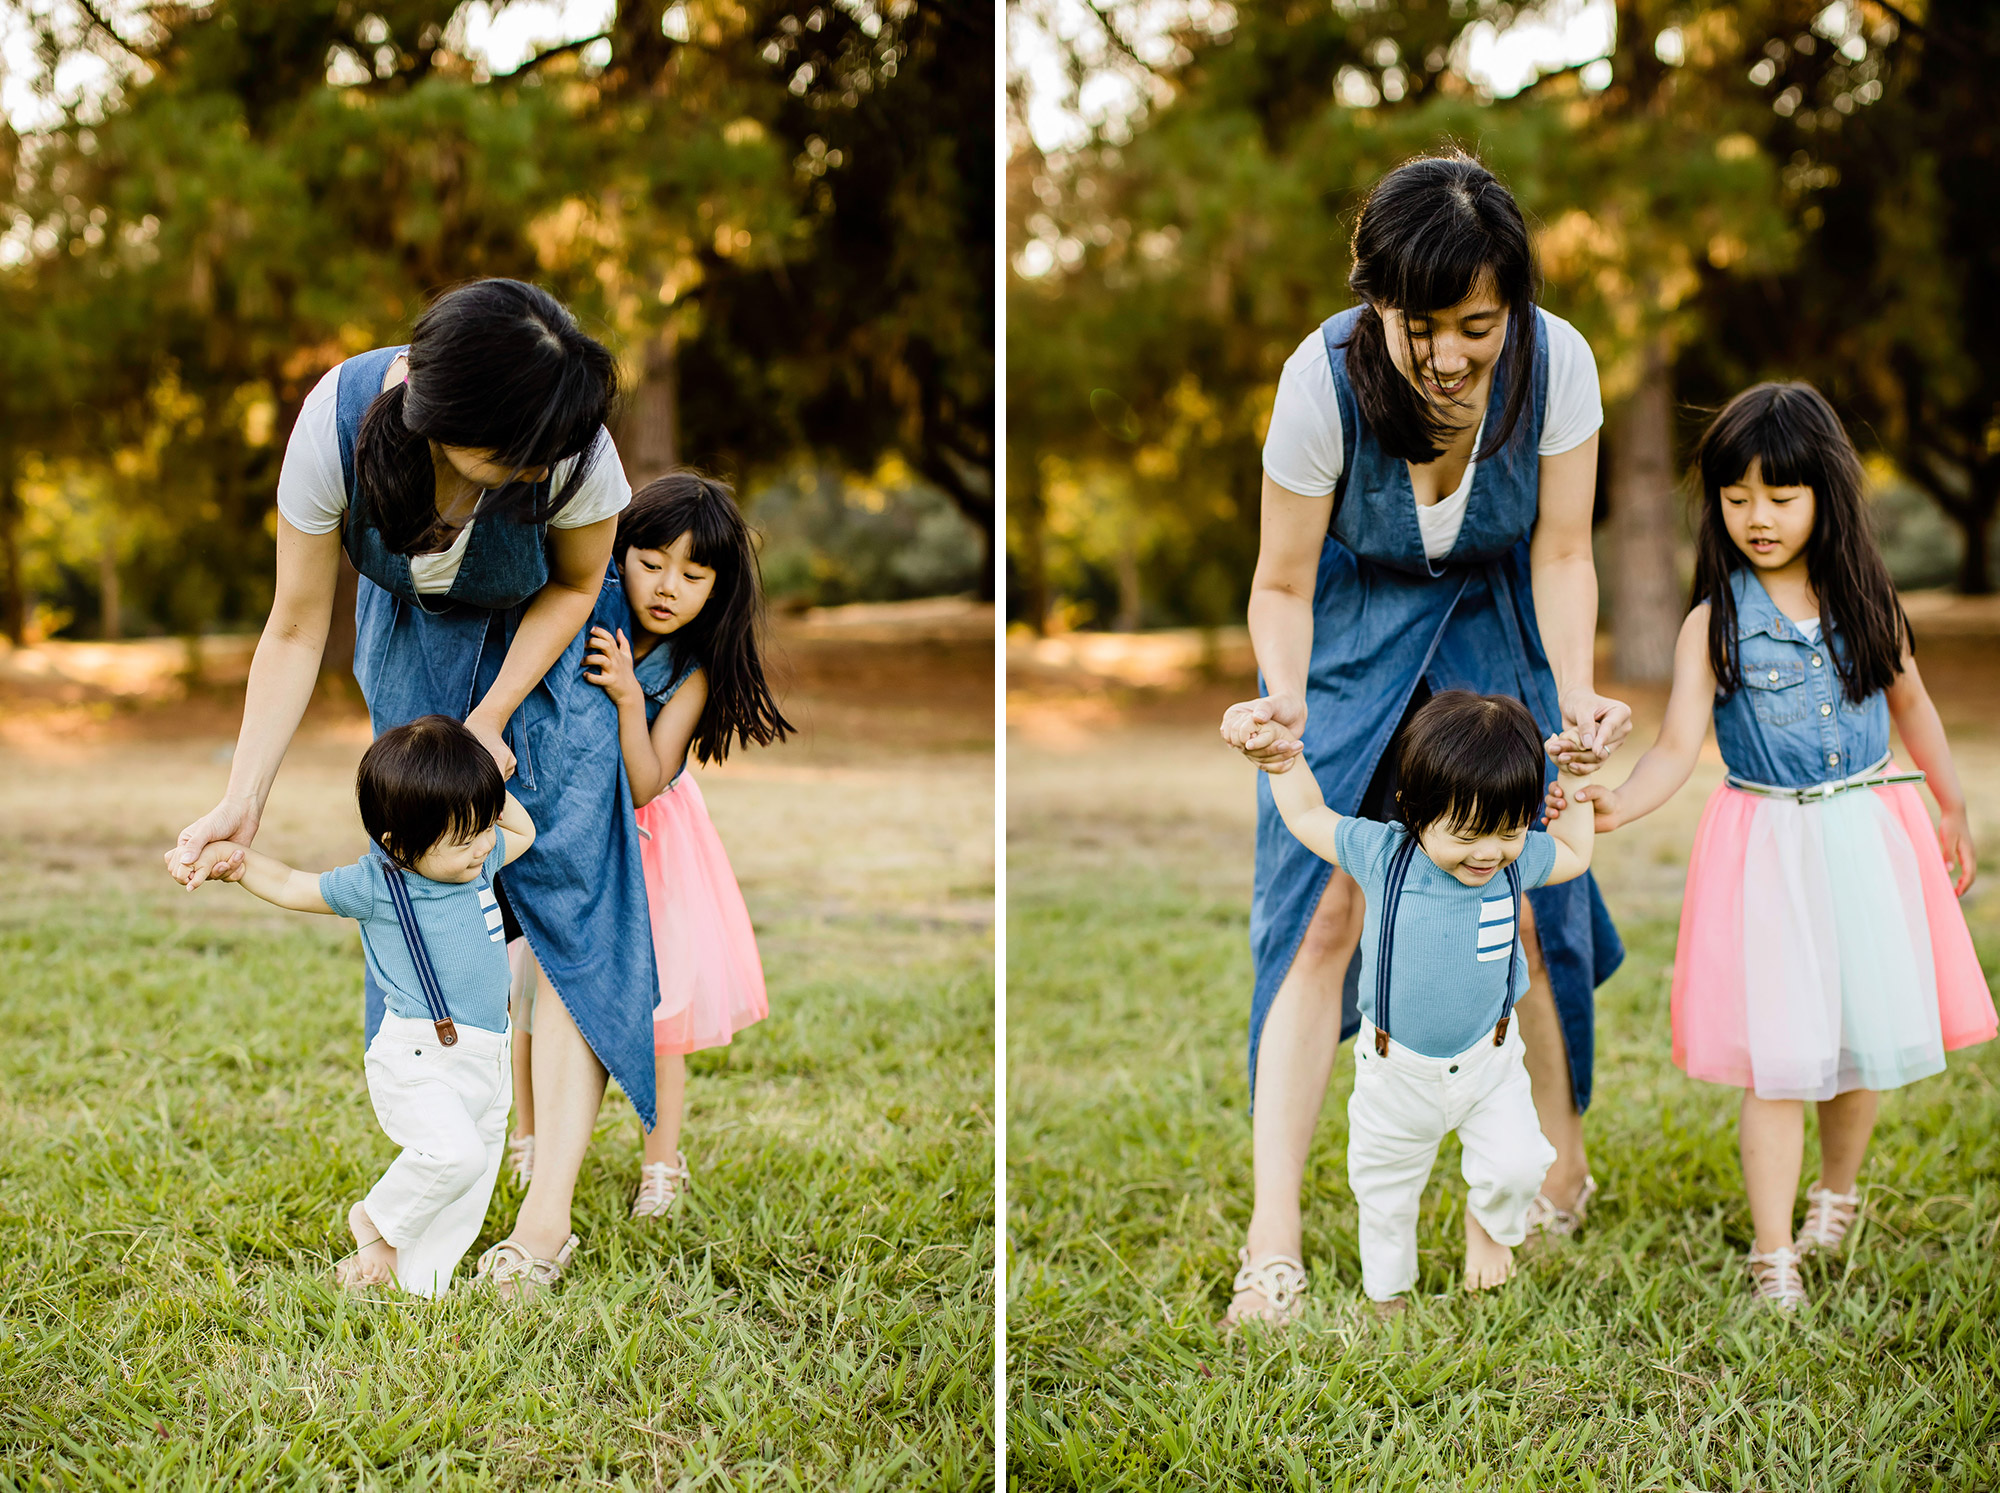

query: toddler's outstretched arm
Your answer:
[1263,752,1345,867]
[1556,607,1717,833]
[187,842,333,914]
[1543,741,1596,886]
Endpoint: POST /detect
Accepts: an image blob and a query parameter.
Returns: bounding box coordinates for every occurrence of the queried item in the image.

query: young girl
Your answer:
[508,472,792,1219]
[1553,382,1994,1310]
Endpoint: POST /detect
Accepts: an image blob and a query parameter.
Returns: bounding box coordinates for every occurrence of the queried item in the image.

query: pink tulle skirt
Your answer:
[1671,776,1994,1100]
[637,775,768,1056]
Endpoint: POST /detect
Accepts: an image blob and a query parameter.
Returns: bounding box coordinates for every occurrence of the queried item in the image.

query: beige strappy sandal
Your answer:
[474,1233,578,1302]
[1524,1174,1598,1243]
[631,1153,691,1220]
[507,1133,535,1187]
[1794,1183,1862,1255]
[1218,1249,1308,1332]
[1746,1244,1808,1311]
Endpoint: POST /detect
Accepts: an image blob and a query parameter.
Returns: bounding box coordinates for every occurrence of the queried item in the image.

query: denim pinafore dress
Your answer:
[334,346,662,1129]
[1248,306,1624,1111]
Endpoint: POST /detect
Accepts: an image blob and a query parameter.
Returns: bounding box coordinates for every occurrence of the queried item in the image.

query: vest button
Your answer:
[1768,670,1779,682]
[1811,655,1822,667]
[1820,703,1832,716]
[1828,753,1840,766]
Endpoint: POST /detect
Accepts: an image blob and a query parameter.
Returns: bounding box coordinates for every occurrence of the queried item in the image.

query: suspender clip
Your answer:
[1374,1027,1389,1057]
[434,1018,459,1047]
[1492,1014,1509,1047]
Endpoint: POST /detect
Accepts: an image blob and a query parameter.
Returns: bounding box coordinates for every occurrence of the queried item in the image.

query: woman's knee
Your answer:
[1294,874,1363,972]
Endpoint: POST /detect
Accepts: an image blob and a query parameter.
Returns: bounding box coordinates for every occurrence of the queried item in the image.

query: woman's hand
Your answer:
[582,626,643,709]
[463,709,518,781]
[1551,686,1633,768]
[169,797,261,888]
[1221,693,1306,768]
[1939,807,1977,897]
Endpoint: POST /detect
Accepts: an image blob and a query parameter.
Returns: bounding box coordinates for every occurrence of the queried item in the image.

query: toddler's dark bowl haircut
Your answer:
[357,715,506,869]
[1394,691,1545,839]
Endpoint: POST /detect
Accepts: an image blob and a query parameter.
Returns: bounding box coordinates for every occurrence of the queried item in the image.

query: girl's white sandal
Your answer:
[474,1233,578,1302]
[1745,1244,1808,1311]
[507,1134,535,1187]
[631,1153,692,1220]
[1794,1183,1862,1255]
[1218,1249,1308,1333]
[1524,1174,1598,1243]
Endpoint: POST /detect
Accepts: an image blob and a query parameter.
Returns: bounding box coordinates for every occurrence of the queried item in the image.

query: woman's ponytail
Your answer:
[352,382,440,554]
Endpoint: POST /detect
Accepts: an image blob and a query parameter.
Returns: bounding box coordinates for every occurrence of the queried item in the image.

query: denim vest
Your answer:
[329,347,663,1128]
[1713,566,1890,789]
[333,346,553,612]
[1248,305,1623,1110]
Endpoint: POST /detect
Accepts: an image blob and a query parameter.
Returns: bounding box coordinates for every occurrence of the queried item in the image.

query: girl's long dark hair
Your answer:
[353,279,618,554]
[1341,152,1540,466]
[1692,382,1908,704]
[618,472,793,765]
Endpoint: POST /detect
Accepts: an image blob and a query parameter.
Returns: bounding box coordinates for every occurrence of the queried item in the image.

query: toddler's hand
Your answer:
[177,840,248,887]
[582,626,642,707]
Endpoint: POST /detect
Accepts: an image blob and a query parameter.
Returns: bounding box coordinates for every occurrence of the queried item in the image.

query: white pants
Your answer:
[1347,1018,1556,1301]
[362,1013,512,1298]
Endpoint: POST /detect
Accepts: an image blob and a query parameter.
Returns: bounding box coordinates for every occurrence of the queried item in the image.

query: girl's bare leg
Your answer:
[642,1052,687,1165]
[1232,873,1362,1317]
[1740,1093,1806,1254]
[507,950,607,1260]
[510,1031,535,1142]
[1813,1089,1880,1193]
[1512,901,1590,1212]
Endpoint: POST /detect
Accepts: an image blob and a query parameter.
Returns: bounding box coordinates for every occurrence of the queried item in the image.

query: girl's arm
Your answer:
[582,630,710,805]
[462,516,618,779]
[190,843,333,914]
[1222,474,1333,767]
[1886,646,1977,895]
[1530,433,1634,765]
[496,791,537,867]
[635,670,708,804]
[172,519,343,887]
[1569,607,1717,831]
[1264,753,1345,866]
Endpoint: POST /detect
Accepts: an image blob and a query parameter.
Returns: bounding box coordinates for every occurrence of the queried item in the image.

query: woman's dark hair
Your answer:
[1341,152,1540,466]
[1394,690,1545,840]
[1691,382,1908,705]
[357,715,506,870]
[618,472,794,765]
[353,279,618,554]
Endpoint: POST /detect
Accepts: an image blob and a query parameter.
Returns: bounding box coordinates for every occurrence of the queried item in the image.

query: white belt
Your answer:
[1725,753,1923,803]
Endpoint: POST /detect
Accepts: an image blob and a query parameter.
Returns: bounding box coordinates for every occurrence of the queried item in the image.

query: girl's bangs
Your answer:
[1702,397,1825,494]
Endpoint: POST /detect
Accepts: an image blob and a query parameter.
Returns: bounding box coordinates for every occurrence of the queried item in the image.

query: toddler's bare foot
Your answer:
[1371,1296,1407,1320]
[1463,1207,1516,1291]
[334,1201,398,1290]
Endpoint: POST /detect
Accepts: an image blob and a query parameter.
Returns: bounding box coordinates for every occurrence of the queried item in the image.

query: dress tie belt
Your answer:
[1725,753,1924,803]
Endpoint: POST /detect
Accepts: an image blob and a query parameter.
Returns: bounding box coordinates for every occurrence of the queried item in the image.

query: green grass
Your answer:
[1007,842,2000,1490]
[0,881,993,1490]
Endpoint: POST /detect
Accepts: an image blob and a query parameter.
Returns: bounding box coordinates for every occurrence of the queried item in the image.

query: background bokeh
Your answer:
[1007,0,1999,680]
[0,0,993,646]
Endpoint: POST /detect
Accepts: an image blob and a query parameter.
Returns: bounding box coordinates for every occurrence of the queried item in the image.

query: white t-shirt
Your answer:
[276,362,632,595]
[1262,306,1603,561]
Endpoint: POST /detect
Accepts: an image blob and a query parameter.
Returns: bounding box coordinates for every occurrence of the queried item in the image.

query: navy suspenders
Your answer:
[375,851,460,1047]
[1372,835,1522,1057]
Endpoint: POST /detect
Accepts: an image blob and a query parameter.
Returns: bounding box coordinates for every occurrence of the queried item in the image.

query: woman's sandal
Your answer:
[1218,1249,1309,1333]
[631,1152,691,1220]
[1746,1244,1808,1311]
[474,1233,578,1303]
[1524,1174,1598,1244]
[1794,1183,1862,1255]
[507,1134,535,1187]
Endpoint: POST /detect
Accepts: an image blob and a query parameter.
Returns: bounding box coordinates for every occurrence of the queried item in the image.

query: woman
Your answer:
[171,279,650,1299]
[1218,154,1631,1325]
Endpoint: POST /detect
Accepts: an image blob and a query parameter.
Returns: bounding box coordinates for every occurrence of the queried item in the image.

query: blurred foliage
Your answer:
[1007,0,2000,632]
[0,0,991,642]
[750,457,985,606]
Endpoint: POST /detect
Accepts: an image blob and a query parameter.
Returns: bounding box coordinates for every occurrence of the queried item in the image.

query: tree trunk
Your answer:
[99,511,121,640]
[1952,494,1994,596]
[1608,338,1683,684]
[1012,451,1049,634]
[0,439,22,646]
[1114,537,1142,632]
[620,326,679,488]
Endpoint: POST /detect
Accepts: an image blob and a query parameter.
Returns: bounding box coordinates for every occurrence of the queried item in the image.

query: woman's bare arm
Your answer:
[1565,607,1715,831]
[1529,433,1632,764]
[1221,473,1335,767]
[171,518,342,885]
[461,516,618,776]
